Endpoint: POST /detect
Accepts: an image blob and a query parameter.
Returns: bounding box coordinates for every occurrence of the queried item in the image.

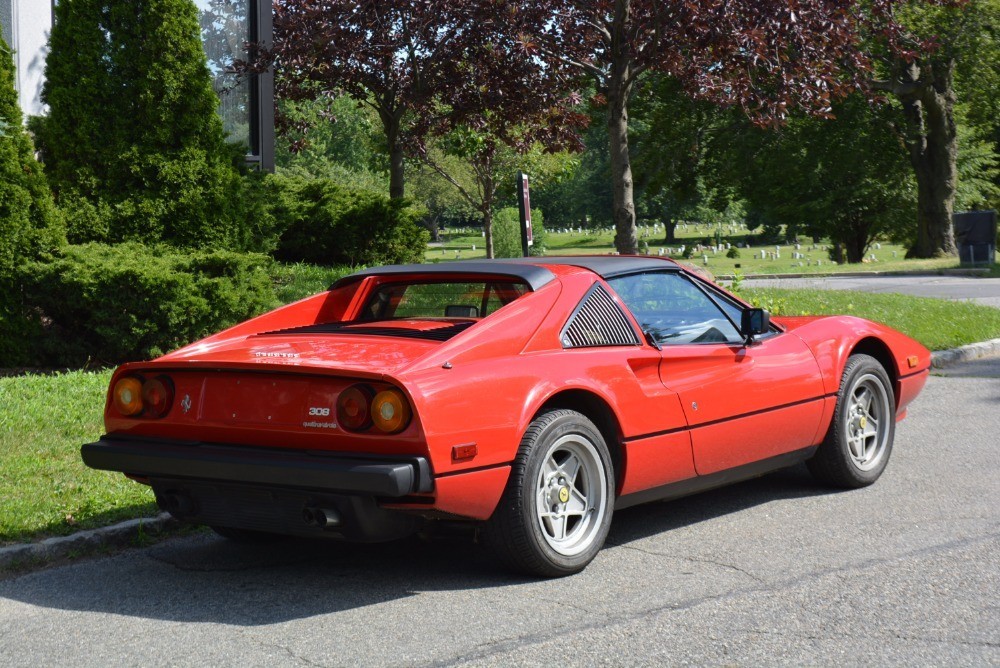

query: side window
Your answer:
[561,284,640,348]
[606,272,742,345]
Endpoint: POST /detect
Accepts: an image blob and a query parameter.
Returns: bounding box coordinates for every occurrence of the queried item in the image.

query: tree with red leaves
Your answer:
[268,0,582,205]
[535,0,916,254]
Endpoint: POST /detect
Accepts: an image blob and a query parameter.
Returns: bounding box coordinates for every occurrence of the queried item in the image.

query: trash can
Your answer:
[954,210,997,267]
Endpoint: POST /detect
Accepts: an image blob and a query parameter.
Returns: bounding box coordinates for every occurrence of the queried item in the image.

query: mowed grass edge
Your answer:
[3,287,998,544]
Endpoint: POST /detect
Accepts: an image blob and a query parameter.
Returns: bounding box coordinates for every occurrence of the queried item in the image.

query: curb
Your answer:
[0,513,179,572]
[930,338,1000,369]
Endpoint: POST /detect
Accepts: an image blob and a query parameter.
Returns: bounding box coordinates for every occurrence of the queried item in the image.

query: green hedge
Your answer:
[270,175,428,266]
[493,207,546,258]
[19,243,278,366]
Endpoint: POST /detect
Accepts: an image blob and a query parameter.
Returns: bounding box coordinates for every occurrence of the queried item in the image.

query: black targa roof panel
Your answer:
[330,257,680,292]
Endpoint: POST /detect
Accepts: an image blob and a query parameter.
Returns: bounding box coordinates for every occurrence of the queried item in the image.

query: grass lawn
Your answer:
[425,226,993,275]
[736,288,1000,351]
[0,370,157,545]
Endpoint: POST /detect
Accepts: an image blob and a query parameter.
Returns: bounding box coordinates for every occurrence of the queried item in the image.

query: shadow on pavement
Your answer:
[0,463,835,625]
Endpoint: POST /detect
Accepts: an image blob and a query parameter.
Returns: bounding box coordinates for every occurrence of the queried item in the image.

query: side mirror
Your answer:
[740,308,770,342]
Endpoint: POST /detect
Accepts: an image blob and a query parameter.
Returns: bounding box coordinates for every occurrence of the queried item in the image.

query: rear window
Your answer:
[358,281,529,321]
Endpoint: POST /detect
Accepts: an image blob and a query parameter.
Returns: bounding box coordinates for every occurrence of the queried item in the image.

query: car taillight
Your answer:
[112,376,144,416]
[337,384,374,431]
[111,374,174,418]
[371,389,411,434]
[141,375,174,418]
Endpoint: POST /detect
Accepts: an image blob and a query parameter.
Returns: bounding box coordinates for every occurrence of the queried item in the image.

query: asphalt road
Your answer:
[1,362,998,667]
[743,275,1000,309]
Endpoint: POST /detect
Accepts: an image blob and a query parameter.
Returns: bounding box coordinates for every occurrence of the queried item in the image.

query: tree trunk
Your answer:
[607,0,637,255]
[482,169,495,259]
[381,108,406,199]
[662,215,676,244]
[482,206,494,259]
[897,59,958,258]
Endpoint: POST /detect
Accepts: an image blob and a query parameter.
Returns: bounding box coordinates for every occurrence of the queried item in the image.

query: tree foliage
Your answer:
[533,0,925,254]
[37,0,252,248]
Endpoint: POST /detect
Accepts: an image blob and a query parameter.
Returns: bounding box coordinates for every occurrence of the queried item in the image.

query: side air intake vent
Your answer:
[560,284,640,348]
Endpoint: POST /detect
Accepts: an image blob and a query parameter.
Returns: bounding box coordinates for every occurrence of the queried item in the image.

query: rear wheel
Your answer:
[808,354,895,488]
[483,409,614,577]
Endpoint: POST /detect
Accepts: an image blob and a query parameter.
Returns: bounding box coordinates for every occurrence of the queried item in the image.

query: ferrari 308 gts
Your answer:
[82,256,930,576]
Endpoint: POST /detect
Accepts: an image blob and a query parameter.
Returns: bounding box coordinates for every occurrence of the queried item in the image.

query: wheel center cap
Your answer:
[859,416,867,429]
[558,486,570,504]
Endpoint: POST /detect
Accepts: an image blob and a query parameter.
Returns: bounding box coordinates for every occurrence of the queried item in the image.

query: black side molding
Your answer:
[616,446,818,510]
[81,437,433,497]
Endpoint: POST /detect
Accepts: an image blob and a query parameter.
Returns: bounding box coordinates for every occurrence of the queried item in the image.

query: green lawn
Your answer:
[0,370,157,545]
[736,288,1000,351]
[426,226,992,275]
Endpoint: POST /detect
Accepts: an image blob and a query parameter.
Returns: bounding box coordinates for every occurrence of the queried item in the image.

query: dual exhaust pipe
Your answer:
[158,490,341,530]
[302,506,341,529]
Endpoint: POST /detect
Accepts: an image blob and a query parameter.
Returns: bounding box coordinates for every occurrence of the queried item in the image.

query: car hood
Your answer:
[157,332,440,377]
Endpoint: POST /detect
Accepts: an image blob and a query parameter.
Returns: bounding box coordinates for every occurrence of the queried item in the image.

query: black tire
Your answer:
[482,409,615,577]
[210,525,284,543]
[807,354,896,488]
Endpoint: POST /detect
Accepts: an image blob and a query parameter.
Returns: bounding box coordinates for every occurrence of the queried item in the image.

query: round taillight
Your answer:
[337,384,374,431]
[371,389,411,434]
[113,376,144,416]
[142,376,174,418]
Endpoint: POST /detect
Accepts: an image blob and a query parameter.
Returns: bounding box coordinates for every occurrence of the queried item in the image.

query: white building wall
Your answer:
[11,0,51,117]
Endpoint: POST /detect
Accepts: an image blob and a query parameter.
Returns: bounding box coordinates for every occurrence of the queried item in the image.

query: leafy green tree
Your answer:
[37,0,251,248]
[875,0,1000,257]
[714,97,914,263]
[0,37,64,364]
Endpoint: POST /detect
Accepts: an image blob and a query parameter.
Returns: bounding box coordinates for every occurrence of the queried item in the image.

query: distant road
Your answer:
[743,274,1000,309]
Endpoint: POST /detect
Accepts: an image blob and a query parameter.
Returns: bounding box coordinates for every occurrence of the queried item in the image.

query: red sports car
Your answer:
[82,256,930,576]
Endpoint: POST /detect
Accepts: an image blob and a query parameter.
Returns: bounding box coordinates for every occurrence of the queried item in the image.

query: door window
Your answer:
[606,272,743,345]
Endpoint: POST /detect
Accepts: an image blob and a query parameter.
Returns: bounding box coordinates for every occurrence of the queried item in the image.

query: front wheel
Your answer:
[483,409,614,577]
[808,354,896,488]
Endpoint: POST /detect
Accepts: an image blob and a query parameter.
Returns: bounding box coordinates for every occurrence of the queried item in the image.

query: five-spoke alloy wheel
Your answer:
[808,354,896,487]
[484,409,614,577]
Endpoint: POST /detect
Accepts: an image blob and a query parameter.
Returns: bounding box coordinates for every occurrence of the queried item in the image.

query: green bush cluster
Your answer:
[20,243,278,366]
[492,207,546,258]
[269,174,428,266]
[34,0,259,249]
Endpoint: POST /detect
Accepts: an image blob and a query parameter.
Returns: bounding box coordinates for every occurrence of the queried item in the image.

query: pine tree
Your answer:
[0,36,64,364]
[37,0,248,247]
[0,37,63,276]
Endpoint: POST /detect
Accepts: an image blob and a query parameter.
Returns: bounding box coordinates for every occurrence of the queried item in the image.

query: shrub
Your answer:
[36,0,257,249]
[20,243,278,366]
[726,246,740,259]
[0,37,65,366]
[270,175,428,266]
[492,207,546,258]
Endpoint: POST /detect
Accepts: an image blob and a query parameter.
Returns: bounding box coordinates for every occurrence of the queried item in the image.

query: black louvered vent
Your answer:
[560,284,639,348]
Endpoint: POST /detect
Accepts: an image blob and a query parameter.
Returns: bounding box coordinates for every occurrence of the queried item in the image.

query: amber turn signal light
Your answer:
[371,389,411,434]
[112,376,144,416]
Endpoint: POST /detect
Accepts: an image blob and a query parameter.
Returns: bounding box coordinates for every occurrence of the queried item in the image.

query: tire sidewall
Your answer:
[833,356,896,485]
[519,412,615,574]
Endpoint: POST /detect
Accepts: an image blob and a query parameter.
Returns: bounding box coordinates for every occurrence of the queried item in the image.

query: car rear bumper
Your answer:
[81,436,433,497]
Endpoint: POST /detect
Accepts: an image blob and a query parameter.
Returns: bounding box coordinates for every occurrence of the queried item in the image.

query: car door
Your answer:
[606,270,826,476]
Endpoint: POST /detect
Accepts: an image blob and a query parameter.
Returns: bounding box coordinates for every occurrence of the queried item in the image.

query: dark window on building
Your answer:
[195,0,273,170]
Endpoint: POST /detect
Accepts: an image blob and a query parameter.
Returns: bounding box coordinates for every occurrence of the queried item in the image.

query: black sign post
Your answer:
[517,171,533,257]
